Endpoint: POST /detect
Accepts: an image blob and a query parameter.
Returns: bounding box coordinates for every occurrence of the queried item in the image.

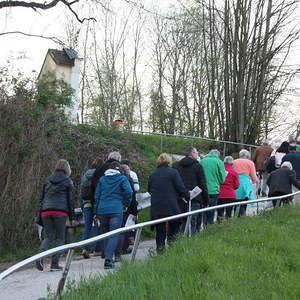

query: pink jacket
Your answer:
[219,164,240,199]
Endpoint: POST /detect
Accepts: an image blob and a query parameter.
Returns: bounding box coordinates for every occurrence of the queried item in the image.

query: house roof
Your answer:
[48,48,78,67]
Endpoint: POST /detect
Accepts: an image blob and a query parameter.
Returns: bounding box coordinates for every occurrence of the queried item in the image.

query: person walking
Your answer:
[94,162,132,269]
[36,159,75,271]
[200,149,226,225]
[252,140,273,196]
[148,153,190,253]
[174,147,208,233]
[267,161,300,207]
[218,156,240,220]
[281,144,300,180]
[271,141,289,168]
[80,158,104,259]
[233,150,257,217]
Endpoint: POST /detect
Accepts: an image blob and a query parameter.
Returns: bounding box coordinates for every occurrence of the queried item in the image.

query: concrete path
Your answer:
[0,240,155,300]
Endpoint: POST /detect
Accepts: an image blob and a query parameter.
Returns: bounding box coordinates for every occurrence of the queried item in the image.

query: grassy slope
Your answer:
[58,206,300,300]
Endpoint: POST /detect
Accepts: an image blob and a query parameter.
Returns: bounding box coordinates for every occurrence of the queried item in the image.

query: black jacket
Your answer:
[174,157,209,207]
[267,167,300,196]
[40,172,75,220]
[91,158,121,200]
[148,164,190,219]
[281,152,300,180]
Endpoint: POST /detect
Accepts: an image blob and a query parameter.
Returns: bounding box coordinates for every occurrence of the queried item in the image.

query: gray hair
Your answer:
[281,161,293,170]
[239,149,250,159]
[55,159,71,176]
[185,147,197,157]
[108,151,121,161]
[224,156,234,165]
[262,139,269,145]
[209,149,220,157]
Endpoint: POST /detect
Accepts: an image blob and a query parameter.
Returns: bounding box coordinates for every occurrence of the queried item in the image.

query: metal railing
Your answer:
[1,192,298,296]
[131,130,258,155]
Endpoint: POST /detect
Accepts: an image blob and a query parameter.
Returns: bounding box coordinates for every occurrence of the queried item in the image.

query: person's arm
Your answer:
[173,169,190,200]
[233,173,240,190]
[39,183,46,211]
[196,164,209,206]
[130,171,140,192]
[67,182,75,221]
[249,161,258,182]
[289,170,300,190]
[121,176,133,208]
[93,180,101,215]
[217,161,227,185]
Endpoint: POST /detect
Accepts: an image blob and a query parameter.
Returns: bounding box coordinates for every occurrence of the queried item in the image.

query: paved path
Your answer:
[0,240,155,300]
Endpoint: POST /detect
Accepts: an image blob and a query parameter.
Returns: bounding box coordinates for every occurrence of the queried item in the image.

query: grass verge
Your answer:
[56,206,300,300]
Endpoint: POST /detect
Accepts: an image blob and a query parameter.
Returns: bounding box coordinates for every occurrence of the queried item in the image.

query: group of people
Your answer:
[36,152,140,270]
[36,136,300,271]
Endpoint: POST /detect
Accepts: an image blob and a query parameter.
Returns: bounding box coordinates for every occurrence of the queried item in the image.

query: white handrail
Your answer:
[1,191,298,281]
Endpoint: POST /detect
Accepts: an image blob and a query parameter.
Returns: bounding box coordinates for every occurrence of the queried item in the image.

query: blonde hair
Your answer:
[156,153,172,166]
[55,159,71,176]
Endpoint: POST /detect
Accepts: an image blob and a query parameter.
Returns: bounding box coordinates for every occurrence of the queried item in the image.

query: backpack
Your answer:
[264,156,276,173]
[81,177,92,200]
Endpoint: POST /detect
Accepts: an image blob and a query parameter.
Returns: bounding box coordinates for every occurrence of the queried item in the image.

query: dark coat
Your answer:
[40,172,75,220]
[174,156,209,207]
[267,167,300,196]
[148,164,190,219]
[281,152,300,180]
[91,158,121,199]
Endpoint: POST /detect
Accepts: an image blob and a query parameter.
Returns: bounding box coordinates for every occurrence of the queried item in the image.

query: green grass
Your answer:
[56,206,300,300]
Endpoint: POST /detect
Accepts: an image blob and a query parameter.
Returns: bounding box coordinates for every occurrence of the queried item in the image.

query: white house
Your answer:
[38,48,81,123]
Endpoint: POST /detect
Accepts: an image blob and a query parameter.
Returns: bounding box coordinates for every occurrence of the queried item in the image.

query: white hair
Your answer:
[281,161,293,170]
[224,156,234,165]
[239,149,250,159]
[108,151,121,161]
[209,149,220,157]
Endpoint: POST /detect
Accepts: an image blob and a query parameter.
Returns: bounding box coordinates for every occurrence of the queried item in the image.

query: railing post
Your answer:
[184,216,192,237]
[131,228,142,263]
[56,249,74,296]
[223,143,226,157]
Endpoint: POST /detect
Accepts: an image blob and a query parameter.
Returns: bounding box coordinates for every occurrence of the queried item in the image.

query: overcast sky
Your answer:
[0,0,299,138]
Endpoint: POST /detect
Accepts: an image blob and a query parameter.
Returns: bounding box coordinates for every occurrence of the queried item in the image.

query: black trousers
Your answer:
[155,220,180,251]
[217,198,235,219]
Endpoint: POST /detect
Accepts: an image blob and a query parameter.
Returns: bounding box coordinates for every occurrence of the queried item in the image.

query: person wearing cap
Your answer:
[267,161,300,207]
[252,139,273,196]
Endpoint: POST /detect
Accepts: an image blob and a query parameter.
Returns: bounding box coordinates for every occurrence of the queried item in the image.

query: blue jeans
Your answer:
[82,207,101,252]
[205,194,219,225]
[98,213,123,260]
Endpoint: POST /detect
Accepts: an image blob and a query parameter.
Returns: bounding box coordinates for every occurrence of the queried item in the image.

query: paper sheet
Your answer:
[125,214,136,227]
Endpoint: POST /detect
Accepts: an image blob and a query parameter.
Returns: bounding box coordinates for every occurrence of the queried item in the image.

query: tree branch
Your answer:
[0,0,97,23]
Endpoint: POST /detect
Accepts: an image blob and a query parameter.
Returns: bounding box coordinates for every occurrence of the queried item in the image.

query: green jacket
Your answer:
[200,154,226,195]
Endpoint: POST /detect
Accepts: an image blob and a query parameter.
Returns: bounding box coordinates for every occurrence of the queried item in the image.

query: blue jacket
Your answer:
[94,169,132,215]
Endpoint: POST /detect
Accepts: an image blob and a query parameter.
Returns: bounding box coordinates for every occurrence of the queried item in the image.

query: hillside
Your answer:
[56,206,300,300]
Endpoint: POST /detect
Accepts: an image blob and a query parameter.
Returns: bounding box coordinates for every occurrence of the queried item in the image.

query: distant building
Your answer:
[38,48,81,123]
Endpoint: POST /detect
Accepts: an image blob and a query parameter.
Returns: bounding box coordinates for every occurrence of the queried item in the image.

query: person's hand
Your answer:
[69,220,76,227]
[93,215,98,221]
[123,207,128,212]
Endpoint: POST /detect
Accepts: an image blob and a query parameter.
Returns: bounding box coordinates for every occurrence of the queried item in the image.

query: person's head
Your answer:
[288,135,296,143]
[272,139,282,150]
[121,159,130,167]
[54,159,71,176]
[108,151,122,162]
[156,153,172,166]
[91,158,104,169]
[121,164,130,175]
[289,144,297,152]
[107,161,121,171]
[297,136,300,145]
[185,147,199,160]
[224,156,234,165]
[239,149,251,159]
[276,141,290,154]
[261,139,269,146]
[209,149,220,157]
[281,161,293,170]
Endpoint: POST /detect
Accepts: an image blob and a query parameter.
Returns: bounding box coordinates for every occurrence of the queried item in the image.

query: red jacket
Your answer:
[219,164,240,199]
